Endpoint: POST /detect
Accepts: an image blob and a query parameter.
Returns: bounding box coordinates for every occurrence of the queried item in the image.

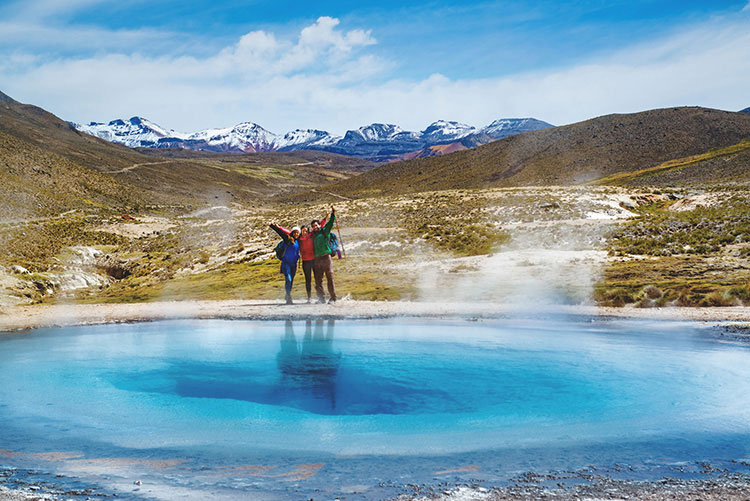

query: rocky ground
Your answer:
[3,462,750,500]
[395,472,750,500]
[1,299,750,332]
[4,185,746,310]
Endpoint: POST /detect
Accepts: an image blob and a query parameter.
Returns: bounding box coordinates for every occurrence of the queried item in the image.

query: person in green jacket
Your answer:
[310,206,337,304]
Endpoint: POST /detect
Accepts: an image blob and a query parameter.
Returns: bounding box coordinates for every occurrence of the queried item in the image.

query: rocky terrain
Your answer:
[1,185,748,312]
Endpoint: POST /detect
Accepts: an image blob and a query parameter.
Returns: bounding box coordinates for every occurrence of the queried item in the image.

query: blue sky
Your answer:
[1,0,749,133]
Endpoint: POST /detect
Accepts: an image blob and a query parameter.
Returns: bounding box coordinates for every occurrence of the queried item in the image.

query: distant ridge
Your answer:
[307,106,750,197]
[741,107,750,113]
[0,90,18,104]
[74,116,553,162]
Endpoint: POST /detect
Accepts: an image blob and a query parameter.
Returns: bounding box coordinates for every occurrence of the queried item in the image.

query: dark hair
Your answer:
[310,219,320,226]
[301,225,309,231]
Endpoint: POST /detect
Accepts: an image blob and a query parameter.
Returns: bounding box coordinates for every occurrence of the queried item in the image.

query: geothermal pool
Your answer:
[1,318,750,499]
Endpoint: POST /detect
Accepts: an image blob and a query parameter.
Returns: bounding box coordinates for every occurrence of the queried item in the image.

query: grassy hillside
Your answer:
[301,107,750,199]
[135,147,375,172]
[0,93,376,208]
[0,130,151,219]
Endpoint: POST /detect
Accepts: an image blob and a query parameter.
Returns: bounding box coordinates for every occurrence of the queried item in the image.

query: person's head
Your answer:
[291,226,301,240]
[300,225,309,237]
[310,219,321,232]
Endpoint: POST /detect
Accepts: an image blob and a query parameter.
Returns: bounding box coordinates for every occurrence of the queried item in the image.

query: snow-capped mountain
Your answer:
[279,129,340,149]
[342,123,417,143]
[75,118,341,153]
[73,116,553,161]
[78,117,189,148]
[481,118,552,139]
[422,120,476,142]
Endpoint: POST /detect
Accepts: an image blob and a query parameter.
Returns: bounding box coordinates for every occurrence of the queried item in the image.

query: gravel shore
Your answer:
[2,300,750,333]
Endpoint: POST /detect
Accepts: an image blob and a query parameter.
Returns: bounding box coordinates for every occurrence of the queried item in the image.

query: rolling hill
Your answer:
[0,91,375,215]
[305,107,750,198]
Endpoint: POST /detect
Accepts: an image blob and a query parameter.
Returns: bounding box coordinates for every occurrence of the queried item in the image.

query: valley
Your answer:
[0,91,748,312]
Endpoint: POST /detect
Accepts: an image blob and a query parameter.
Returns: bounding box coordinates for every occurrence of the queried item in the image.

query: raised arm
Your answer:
[322,208,335,235]
[269,223,290,243]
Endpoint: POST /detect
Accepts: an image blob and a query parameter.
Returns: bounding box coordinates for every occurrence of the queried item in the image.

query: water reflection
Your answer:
[110,319,455,415]
[277,320,341,411]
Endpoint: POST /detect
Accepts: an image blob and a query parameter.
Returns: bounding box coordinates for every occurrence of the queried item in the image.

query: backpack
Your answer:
[329,232,339,254]
[274,240,286,260]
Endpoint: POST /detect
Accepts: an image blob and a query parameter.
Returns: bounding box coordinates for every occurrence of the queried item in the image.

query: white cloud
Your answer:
[0,21,183,55]
[215,17,377,78]
[744,1,750,12]
[2,0,109,22]
[0,15,748,135]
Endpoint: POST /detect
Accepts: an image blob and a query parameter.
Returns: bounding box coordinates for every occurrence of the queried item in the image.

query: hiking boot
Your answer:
[328,299,336,305]
[316,298,326,304]
[285,296,293,305]
[306,298,312,304]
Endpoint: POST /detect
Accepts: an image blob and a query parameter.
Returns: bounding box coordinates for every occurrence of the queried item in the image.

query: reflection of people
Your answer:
[277,320,300,380]
[276,320,341,411]
[301,320,341,410]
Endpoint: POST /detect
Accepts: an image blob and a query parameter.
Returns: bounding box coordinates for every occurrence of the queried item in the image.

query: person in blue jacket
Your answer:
[268,223,300,304]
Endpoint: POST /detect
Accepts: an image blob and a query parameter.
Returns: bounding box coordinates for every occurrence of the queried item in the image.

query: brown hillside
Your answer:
[0,93,374,207]
[0,97,147,171]
[0,130,150,219]
[312,107,750,197]
[135,147,376,172]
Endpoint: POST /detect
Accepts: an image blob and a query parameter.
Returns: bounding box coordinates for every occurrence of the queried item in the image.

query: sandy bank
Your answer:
[2,300,750,332]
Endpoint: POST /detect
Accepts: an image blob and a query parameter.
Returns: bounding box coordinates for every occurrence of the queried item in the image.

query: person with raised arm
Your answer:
[268,222,300,304]
[310,206,337,304]
[297,214,326,303]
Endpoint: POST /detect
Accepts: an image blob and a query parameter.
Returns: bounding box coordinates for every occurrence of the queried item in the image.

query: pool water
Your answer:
[1,318,750,498]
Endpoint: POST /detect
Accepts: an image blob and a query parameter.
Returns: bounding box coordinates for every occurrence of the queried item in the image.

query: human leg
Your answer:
[313,256,326,303]
[318,255,336,303]
[281,262,295,303]
[302,260,314,301]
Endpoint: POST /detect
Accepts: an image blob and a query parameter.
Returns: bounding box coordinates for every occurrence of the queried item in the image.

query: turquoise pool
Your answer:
[1,318,749,498]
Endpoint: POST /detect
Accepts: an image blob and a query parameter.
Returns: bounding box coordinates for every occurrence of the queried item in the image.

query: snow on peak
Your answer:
[74,114,553,158]
[480,118,552,138]
[421,120,476,140]
[77,116,188,147]
[278,129,340,148]
[355,123,406,141]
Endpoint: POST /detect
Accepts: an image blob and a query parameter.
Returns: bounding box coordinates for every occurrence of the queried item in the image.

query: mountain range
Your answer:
[305,106,750,198]
[3,87,750,216]
[73,116,553,162]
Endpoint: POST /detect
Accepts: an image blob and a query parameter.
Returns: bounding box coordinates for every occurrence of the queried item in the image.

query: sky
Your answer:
[1,0,749,134]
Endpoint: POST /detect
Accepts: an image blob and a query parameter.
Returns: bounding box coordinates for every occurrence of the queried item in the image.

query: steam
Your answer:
[414,187,629,307]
